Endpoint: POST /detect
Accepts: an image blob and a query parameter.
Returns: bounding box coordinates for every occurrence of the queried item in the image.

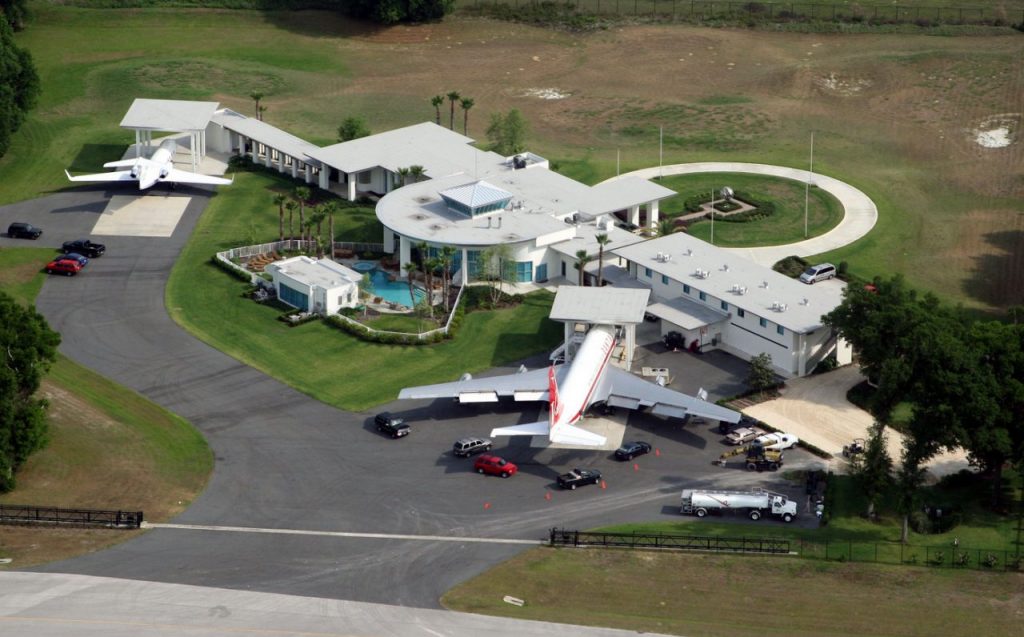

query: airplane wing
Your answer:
[65,169,136,183]
[398,366,567,403]
[595,367,741,423]
[162,169,234,186]
[103,159,141,168]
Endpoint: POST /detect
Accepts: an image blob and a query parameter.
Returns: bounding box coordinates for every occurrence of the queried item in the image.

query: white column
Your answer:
[263,145,271,168]
[348,174,357,201]
[628,204,640,227]
[648,200,660,228]
[318,166,329,190]
[191,133,197,172]
[291,157,298,179]
[400,236,412,268]
[249,137,257,162]
[135,130,141,158]
[305,165,314,184]
[460,248,469,285]
[382,227,395,254]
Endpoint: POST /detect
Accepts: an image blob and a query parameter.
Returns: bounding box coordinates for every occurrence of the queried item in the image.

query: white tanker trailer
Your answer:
[681,488,797,522]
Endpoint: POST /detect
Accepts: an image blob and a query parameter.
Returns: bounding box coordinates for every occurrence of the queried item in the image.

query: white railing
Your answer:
[331,283,467,341]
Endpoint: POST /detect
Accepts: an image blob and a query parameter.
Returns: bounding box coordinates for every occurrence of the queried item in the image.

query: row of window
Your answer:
[643,267,786,336]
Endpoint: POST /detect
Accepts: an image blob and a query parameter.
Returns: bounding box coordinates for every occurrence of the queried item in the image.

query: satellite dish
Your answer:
[719,186,734,201]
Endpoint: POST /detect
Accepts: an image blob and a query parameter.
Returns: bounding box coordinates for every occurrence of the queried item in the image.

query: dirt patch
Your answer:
[815,72,874,96]
[970,113,1020,149]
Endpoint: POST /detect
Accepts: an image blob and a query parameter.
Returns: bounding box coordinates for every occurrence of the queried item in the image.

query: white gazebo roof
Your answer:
[440,180,512,209]
[549,287,650,325]
[120,98,220,131]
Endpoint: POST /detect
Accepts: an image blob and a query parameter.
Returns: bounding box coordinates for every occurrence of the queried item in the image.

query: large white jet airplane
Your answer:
[65,139,233,190]
[398,324,741,447]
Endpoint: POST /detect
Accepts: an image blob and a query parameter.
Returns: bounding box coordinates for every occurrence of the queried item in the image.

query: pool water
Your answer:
[369,269,425,307]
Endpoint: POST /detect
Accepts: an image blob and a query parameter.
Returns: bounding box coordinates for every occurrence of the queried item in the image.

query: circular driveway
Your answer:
[607,162,879,266]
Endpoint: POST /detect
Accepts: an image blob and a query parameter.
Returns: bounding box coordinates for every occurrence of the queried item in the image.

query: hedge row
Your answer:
[211,254,253,283]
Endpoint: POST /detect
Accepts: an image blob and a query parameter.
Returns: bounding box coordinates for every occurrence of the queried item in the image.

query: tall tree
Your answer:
[481,244,513,305]
[746,353,776,392]
[293,186,311,248]
[273,193,287,242]
[459,97,474,135]
[446,91,460,130]
[325,200,337,261]
[285,200,297,241]
[408,165,425,183]
[337,116,370,142]
[574,249,589,287]
[349,0,455,25]
[0,18,39,159]
[0,292,61,492]
[1,1,28,30]
[440,245,457,313]
[249,91,264,120]
[485,109,528,156]
[403,262,418,309]
[595,233,611,287]
[430,95,445,126]
[396,166,410,187]
[854,421,893,519]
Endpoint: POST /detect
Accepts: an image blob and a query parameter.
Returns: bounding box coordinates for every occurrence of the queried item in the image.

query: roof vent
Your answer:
[801,297,810,306]
[762,280,769,289]
[694,269,710,279]
[685,248,693,256]
[739,286,748,295]
[771,302,788,312]
[412,213,428,221]
[722,264,730,272]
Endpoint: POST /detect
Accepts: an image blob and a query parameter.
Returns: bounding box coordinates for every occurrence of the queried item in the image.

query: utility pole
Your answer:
[659,126,663,179]
[804,131,814,239]
[710,189,714,245]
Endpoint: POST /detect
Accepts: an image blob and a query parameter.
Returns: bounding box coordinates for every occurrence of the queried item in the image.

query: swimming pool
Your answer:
[368,268,425,307]
[352,261,376,273]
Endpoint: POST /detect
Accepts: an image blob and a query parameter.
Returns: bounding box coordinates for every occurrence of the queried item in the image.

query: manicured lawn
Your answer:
[166,171,562,411]
[365,313,442,333]
[656,172,844,247]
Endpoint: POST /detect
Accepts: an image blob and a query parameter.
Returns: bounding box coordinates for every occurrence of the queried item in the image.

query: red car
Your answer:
[473,454,517,478]
[45,259,82,276]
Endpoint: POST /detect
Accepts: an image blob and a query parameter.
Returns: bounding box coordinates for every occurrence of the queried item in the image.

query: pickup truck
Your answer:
[557,468,602,490]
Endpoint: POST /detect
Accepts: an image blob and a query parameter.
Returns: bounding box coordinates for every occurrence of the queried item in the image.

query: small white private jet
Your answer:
[398,324,741,448]
[65,139,233,190]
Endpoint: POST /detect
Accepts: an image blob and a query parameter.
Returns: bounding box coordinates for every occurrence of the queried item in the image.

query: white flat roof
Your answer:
[212,109,321,163]
[310,122,490,177]
[120,99,219,131]
[269,256,360,290]
[549,223,645,259]
[582,177,676,215]
[647,296,729,330]
[612,232,843,333]
[550,287,650,324]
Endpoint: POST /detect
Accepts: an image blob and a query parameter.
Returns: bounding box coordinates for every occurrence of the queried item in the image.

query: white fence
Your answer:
[331,283,468,341]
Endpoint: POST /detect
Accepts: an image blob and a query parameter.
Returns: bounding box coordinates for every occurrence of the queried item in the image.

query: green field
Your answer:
[0,247,211,567]
[658,172,844,247]
[165,169,562,411]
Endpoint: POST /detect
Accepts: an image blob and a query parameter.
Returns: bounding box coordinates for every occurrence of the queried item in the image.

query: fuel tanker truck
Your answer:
[680,488,797,522]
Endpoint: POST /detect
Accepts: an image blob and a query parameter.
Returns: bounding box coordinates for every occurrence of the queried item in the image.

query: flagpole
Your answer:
[805,131,814,239]
[710,189,715,245]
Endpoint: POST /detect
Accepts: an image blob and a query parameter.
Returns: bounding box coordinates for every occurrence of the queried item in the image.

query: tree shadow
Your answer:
[961,229,1024,313]
[256,9,409,39]
[68,144,129,172]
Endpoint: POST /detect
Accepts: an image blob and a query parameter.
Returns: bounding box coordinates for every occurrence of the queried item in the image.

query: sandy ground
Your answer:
[743,365,970,480]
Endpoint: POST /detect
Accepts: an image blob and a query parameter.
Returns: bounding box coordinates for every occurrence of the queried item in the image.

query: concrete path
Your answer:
[0,572,672,637]
[743,366,969,478]
[608,162,879,266]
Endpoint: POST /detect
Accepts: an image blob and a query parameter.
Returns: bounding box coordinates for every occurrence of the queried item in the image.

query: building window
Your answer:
[358,170,372,184]
[683,284,690,294]
[759,317,768,328]
[737,308,745,318]
[515,261,533,283]
[279,284,309,311]
[720,301,728,311]
[699,291,706,302]
[777,325,785,335]
[661,274,668,285]
[644,267,652,278]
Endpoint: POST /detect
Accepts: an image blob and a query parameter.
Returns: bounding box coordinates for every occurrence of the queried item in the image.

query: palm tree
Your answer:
[459,97,474,135]
[285,200,297,241]
[595,233,611,287]
[325,200,337,260]
[423,256,442,320]
[293,186,311,246]
[440,245,456,313]
[249,91,264,119]
[431,95,445,125]
[403,262,418,309]
[396,166,410,187]
[312,207,327,258]
[408,165,425,183]
[273,193,287,241]
[304,218,318,256]
[658,217,675,238]
[446,90,460,130]
[574,249,590,287]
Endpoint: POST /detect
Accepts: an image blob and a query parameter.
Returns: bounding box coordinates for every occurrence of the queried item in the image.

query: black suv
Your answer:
[62,239,106,258]
[375,413,410,438]
[453,437,493,457]
[7,222,42,239]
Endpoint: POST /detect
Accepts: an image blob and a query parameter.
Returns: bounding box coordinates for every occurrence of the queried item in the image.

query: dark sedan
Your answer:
[614,440,652,461]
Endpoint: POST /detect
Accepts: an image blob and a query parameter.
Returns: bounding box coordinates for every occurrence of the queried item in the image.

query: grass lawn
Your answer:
[364,313,442,333]
[656,172,844,247]
[0,249,212,567]
[166,171,562,411]
[442,547,1023,637]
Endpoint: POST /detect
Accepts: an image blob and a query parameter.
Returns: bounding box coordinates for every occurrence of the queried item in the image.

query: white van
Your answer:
[799,263,836,284]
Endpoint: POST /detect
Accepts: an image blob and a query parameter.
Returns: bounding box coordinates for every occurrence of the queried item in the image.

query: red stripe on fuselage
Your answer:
[564,331,617,425]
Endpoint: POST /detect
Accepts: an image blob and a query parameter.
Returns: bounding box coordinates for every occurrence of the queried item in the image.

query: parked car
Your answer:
[7,222,42,239]
[45,259,82,276]
[453,437,492,457]
[614,440,652,461]
[724,426,765,445]
[473,454,517,478]
[799,263,836,284]
[754,432,799,450]
[557,468,602,490]
[374,413,410,438]
[62,239,106,258]
[55,252,89,267]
